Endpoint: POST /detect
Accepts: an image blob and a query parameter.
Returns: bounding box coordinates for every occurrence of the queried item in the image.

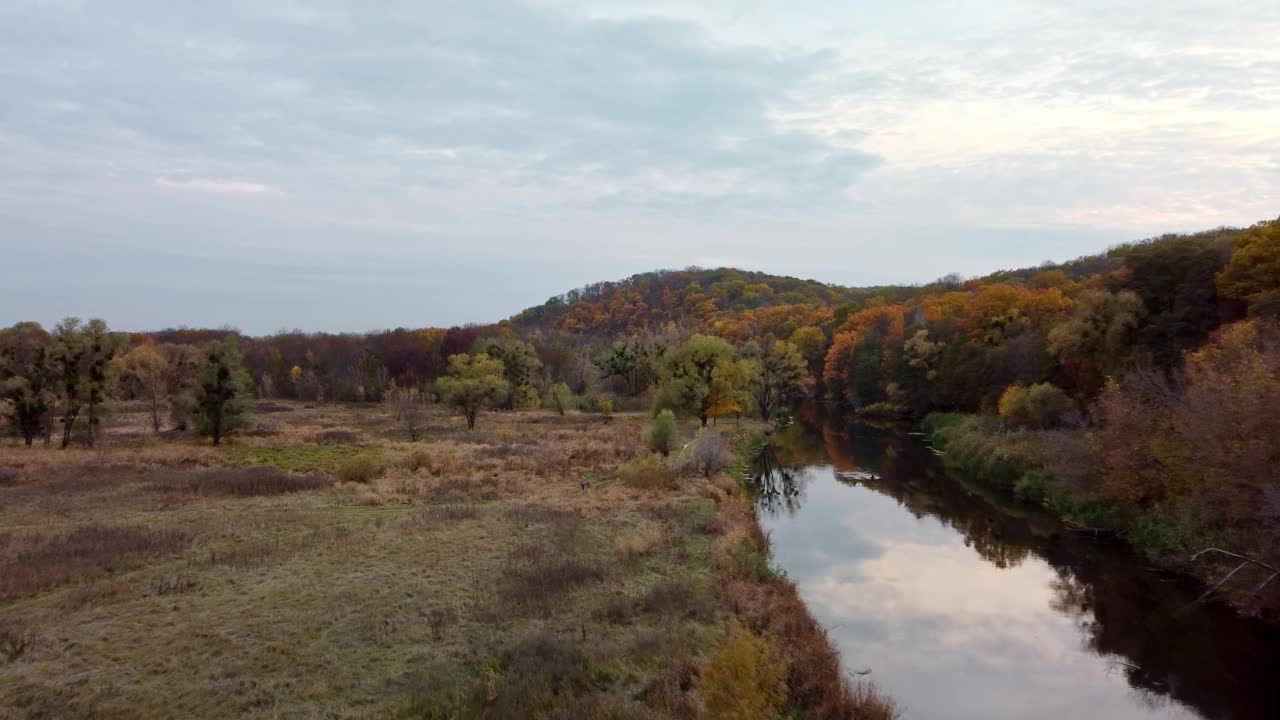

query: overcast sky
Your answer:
[2,1,1277,334]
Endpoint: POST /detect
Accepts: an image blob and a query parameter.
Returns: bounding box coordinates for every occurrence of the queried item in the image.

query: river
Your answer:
[753,415,1280,720]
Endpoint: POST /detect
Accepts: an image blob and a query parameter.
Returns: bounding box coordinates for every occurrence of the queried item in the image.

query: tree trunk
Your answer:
[86,402,97,448]
[699,414,708,427]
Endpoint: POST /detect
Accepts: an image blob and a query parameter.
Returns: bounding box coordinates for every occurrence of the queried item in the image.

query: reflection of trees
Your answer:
[749,441,807,517]
[782,408,1280,720]
[813,417,1034,570]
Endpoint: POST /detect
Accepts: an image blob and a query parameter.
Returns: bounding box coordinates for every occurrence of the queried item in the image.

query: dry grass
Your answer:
[332,454,384,483]
[0,401,892,719]
[618,455,682,491]
[615,523,667,559]
[146,467,330,496]
[1,524,189,600]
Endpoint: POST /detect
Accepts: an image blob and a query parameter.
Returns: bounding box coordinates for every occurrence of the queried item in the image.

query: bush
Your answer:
[617,456,681,491]
[684,429,733,478]
[595,396,614,419]
[0,621,35,663]
[647,409,678,456]
[998,382,1070,429]
[334,454,384,484]
[399,448,432,472]
[696,622,785,720]
[512,384,541,410]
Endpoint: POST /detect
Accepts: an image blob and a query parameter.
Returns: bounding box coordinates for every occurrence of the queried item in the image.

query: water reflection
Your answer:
[753,414,1280,720]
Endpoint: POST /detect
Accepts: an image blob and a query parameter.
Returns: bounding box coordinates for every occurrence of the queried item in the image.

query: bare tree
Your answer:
[389,385,426,441]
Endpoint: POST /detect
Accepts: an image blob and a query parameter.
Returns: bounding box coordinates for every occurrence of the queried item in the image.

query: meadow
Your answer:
[0,401,892,719]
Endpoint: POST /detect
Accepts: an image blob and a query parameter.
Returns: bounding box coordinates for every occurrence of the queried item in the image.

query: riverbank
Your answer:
[0,401,894,718]
[720,433,897,720]
[923,412,1280,620]
[758,416,1280,720]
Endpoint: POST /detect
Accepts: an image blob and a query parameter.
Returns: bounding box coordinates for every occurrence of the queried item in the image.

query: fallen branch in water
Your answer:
[1189,547,1279,605]
[1064,519,1118,537]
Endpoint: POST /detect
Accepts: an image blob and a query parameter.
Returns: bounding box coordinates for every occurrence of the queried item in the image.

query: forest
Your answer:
[3,215,1279,613]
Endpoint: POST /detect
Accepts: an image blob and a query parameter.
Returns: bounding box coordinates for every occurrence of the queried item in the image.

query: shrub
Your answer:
[617,456,681,491]
[696,622,785,720]
[1013,468,1054,504]
[399,448,432,472]
[595,396,614,419]
[334,454,384,484]
[684,429,733,478]
[0,621,35,663]
[998,382,1070,429]
[488,633,594,719]
[647,409,678,456]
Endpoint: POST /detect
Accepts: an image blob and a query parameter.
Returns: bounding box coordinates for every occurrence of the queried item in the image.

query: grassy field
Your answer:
[0,401,892,719]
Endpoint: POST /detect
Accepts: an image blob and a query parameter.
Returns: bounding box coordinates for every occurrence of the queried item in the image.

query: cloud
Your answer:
[0,0,1277,332]
[154,177,278,195]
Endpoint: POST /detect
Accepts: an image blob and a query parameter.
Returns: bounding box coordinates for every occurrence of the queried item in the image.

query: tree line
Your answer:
[3,217,1277,446]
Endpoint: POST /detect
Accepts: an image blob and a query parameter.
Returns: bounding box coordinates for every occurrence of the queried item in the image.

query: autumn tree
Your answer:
[1047,290,1143,399]
[547,381,572,416]
[0,322,54,445]
[594,340,641,394]
[1113,235,1226,368]
[1217,218,1280,317]
[997,382,1070,429]
[743,339,808,421]
[436,353,507,429]
[193,338,253,446]
[658,335,743,426]
[50,318,123,448]
[117,343,169,432]
[483,336,541,409]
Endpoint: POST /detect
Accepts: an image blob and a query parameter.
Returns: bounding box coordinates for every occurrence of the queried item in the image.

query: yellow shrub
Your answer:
[696,621,785,720]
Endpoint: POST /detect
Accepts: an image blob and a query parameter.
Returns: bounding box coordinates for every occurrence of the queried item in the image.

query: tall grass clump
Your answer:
[333,454,385,484]
[617,456,681,491]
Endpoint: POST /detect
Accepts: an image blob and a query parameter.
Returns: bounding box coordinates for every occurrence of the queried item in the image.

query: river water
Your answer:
[753,416,1280,720]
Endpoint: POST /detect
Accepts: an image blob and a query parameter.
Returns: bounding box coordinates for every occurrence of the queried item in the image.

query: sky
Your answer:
[2,0,1278,334]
